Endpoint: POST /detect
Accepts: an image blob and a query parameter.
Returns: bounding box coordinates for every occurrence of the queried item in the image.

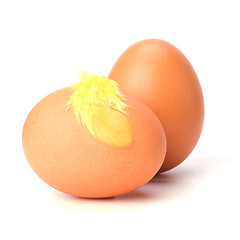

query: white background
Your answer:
[1,0,239,239]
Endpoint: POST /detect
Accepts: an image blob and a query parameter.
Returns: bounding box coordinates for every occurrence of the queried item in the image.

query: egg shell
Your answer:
[108,39,204,172]
[22,87,166,198]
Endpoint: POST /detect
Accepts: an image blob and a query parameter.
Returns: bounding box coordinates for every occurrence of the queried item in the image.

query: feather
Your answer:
[66,71,133,147]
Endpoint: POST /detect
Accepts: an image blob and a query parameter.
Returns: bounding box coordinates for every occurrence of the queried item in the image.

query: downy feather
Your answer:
[66,71,132,147]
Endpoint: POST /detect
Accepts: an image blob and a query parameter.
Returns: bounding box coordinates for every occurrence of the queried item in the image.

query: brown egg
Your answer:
[22,74,166,198]
[109,39,204,172]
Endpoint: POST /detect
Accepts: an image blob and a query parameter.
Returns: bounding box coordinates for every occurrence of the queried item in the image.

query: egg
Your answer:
[22,72,166,198]
[108,39,204,172]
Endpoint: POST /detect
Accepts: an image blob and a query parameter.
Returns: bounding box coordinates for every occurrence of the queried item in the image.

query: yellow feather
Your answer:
[66,71,132,147]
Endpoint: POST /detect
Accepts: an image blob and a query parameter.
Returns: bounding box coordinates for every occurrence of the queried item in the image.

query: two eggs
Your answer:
[22,39,204,198]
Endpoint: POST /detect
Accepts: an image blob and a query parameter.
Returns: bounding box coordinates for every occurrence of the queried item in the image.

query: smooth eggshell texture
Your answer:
[108,39,204,172]
[22,88,166,198]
